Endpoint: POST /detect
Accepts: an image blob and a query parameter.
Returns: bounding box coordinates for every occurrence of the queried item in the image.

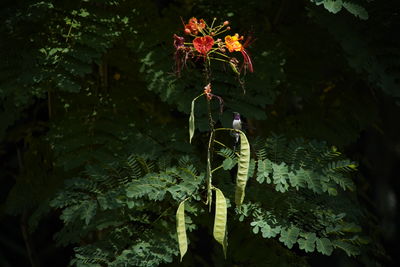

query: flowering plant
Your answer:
[173,17,254,262]
[173,17,253,76]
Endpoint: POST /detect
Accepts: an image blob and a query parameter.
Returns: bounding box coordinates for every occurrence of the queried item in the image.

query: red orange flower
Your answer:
[193,35,214,55]
[174,17,254,76]
[184,17,206,35]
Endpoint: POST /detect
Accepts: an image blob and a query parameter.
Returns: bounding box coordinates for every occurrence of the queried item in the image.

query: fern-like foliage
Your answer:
[0,0,135,141]
[255,135,356,194]
[236,135,365,257]
[1,0,389,265]
[51,154,204,266]
[310,0,369,19]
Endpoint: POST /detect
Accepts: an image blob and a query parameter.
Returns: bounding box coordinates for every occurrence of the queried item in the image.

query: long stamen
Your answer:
[199,27,208,36]
[241,50,253,73]
[213,27,230,36]
[210,17,217,29]
[211,25,225,35]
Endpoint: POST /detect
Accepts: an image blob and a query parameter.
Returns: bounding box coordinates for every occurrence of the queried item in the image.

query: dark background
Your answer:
[1,0,399,266]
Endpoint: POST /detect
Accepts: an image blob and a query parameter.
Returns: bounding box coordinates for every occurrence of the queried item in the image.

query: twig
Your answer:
[211,165,224,173]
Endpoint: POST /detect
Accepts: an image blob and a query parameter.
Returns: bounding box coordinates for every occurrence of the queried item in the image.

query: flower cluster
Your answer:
[173,17,253,76]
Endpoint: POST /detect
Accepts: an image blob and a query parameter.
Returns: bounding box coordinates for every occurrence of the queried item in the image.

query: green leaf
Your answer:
[332,240,360,256]
[298,233,317,253]
[256,159,272,184]
[126,173,173,201]
[340,222,362,233]
[279,226,300,249]
[213,188,228,258]
[229,61,240,75]
[343,2,368,20]
[288,171,305,189]
[79,9,90,17]
[324,160,357,173]
[327,186,338,196]
[272,162,289,192]
[252,225,259,234]
[222,158,235,170]
[235,130,250,207]
[176,201,188,261]
[316,238,333,256]
[81,200,97,225]
[323,0,343,14]
[248,158,256,178]
[260,224,281,238]
[294,169,322,193]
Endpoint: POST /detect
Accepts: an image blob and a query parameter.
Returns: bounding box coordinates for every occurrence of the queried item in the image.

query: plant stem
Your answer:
[215,127,235,132]
[214,140,240,156]
[206,129,214,212]
[193,92,206,102]
[208,56,228,63]
[213,51,230,58]
[211,165,224,173]
[214,140,229,149]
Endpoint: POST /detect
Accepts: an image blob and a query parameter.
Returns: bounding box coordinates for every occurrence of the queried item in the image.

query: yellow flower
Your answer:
[225,34,243,52]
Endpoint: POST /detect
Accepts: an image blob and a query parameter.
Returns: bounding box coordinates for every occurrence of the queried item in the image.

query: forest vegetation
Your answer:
[0,0,399,266]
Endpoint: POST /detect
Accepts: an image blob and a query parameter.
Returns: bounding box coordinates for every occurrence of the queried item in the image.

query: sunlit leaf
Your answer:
[343,2,368,20]
[279,226,300,249]
[323,0,343,14]
[298,233,317,252]
[222,158,235,170]
[316,237,333,256]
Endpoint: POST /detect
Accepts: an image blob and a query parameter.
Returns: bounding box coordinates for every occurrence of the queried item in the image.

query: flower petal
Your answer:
[225,34,243,52]
[193,36,214,55]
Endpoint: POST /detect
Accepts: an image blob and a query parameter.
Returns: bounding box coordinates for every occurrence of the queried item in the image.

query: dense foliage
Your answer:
[1,0,398,266]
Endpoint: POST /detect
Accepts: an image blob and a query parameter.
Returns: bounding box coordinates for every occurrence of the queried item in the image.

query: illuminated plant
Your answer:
[172,16,366,263]
[173,17,253,260]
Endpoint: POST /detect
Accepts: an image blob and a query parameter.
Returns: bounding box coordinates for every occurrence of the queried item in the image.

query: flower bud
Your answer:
[223,21,229,26]
[184,28,191,34]
[227,26,231,30]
